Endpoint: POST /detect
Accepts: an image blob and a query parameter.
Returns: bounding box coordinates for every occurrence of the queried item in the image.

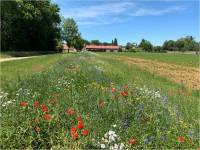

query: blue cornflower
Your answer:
[122,120,129,129]
[144,138,148,144]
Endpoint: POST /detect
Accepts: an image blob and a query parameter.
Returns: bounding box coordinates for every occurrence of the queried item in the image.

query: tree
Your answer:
[125,42,132,50]
[139,39,153,51]
[153,46,162,52]
[162,40,176,51]
[1,0,61,51]
[91,40,101,45]
[62,18,83,52]
[113,38,118,46]
[74,37,84,51]
[162,36,199,52]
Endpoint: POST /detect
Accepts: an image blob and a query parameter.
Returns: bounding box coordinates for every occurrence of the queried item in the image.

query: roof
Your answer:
[85,45,119,50]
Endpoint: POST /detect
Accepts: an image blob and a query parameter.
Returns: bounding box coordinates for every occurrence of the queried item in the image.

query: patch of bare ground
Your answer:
[113,56,200,90]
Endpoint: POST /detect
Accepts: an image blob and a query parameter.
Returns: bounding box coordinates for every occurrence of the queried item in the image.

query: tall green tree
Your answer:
[113,38,118,46]
[62,18,84,52]
[1,0,61,51]
[139,39,153,51]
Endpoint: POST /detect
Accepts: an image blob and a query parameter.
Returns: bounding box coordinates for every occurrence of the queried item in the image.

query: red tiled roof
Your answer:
[85,45,119,50]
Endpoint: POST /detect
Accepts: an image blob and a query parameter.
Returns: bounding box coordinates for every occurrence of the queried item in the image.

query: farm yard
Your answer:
[0,52,199,149]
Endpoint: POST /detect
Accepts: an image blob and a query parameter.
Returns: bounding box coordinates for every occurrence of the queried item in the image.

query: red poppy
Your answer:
[21,101,28,107]
[71,126,76,133]
[112,88,117,92]
[41,104,48,112]
[42,114,51,120]
[178,136,185,142]
[129,138,137,145]
[72,132,78,140]
[33,101,39,108]
[198,147,200,150]
[77,115,82,122]
[120,91,128,97]
[71,126,78,140]
[66,108,75,115]
[81,129,89,136]
[77,121,84,130]
[35,127,40,133]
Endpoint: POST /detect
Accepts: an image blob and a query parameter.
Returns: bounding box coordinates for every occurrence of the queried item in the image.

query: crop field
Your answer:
[0,52,199,149]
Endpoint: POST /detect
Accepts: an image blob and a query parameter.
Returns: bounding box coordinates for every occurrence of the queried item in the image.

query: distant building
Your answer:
[63,44,76,52]
[63,44,69,51]
[85,45,120,52]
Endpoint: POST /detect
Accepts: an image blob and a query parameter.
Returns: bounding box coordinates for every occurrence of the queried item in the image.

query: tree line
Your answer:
[1,0,61,52]
[130,36,199,53]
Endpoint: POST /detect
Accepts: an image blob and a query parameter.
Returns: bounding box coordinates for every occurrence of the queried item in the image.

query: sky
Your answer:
[53,0,199,46]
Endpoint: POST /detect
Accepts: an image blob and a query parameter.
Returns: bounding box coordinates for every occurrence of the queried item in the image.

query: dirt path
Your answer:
[112,56,200,90]
[0,56,40,62]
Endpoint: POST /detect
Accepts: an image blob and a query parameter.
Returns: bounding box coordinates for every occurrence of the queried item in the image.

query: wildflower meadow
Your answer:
[0,52,199,149]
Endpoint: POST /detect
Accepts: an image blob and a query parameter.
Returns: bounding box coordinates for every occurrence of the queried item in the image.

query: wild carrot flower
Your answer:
[81,129,89,136]
[41,104,48,112]
[178,136,185,142]
[129,138,137,145]
[42,114,51,120]
[66,108,75,115]
[33,101,39,108]
[21,101,28,107]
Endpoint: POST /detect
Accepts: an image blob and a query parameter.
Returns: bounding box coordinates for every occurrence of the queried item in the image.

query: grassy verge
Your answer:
[0,53,72,88]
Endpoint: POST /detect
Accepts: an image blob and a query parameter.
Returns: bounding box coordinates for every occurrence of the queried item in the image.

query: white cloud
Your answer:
[130,6,186,16]
[63,2,133,18]
[60,1,186,26]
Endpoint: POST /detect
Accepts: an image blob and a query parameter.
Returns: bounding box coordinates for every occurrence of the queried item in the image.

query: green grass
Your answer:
[0,53,71,88]
[0,52,199,149]
[102,52,199,67]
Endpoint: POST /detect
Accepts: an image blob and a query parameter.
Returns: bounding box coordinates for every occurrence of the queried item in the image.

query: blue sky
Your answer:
[53,0,199,46]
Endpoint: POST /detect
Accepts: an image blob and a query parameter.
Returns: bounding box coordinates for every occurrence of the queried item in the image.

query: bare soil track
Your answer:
[113,56,200,90]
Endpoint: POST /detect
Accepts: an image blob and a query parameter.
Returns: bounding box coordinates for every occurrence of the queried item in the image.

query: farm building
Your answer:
[85,45,120,52]
[63,44,76,52]
[63,44,69,51]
